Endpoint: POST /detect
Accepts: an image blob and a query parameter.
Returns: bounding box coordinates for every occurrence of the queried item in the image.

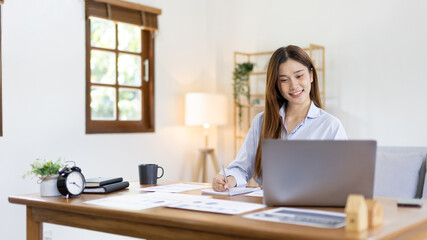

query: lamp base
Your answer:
[195,148,220,183]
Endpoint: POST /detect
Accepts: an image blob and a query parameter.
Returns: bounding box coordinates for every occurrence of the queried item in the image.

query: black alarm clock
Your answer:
[57,166,86,198]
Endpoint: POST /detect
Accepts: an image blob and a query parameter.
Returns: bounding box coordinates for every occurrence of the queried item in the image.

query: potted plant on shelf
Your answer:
[23,158,66,197]
[232,62,254,128]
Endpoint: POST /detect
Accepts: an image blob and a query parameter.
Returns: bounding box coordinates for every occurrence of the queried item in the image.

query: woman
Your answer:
[213,45,347,191]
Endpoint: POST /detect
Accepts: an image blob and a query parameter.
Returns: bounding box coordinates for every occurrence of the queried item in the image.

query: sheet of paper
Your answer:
[201,187,261,196]
[243,207,346,228]
[140,183,210,193]
[167,198,266,215]
[245,189,263,197]
[84,194,175,210]
[147,192,211,201]
[84,192,210,210]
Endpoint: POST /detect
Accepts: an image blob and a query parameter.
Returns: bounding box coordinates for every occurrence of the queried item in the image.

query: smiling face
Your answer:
[277,59,313,107]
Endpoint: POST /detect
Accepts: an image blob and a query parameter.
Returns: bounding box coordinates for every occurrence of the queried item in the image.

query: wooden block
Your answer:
[366,199,383,228]
[345,194,368,232]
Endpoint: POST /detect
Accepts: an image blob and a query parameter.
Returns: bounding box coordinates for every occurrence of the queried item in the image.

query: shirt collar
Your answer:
[279,101,321,120]
[307,101,321,119]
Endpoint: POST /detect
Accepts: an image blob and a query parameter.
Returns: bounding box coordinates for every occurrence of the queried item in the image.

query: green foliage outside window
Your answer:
[91,87,116,120]
[119,89,141,121]
[118,53,141,86]
[118,23,141,53]
[91,19,115,49]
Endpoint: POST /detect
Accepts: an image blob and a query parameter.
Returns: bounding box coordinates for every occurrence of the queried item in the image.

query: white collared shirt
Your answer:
[225,101,347,187]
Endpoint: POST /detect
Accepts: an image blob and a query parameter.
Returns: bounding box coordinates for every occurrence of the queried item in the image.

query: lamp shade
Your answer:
[185,93,227,126]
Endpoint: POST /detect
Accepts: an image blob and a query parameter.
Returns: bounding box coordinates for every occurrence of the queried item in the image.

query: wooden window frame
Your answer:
[85,0,160,134]
[0,3,3,137]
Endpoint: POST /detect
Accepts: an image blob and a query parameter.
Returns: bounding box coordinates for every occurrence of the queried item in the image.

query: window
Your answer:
[85,0,161,133]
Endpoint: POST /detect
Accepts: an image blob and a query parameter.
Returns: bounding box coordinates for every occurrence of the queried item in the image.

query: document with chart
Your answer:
[244,207,346,228]
[84,192,210,210]
[167,198,265,215]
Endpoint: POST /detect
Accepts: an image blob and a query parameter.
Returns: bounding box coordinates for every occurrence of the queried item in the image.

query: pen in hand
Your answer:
[221,164,231,196]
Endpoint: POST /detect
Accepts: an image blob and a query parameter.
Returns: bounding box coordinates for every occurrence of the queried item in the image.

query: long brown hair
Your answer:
[254,45,322,179]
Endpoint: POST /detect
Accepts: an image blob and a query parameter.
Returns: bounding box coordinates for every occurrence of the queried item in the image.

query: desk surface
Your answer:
[8,180,427,240]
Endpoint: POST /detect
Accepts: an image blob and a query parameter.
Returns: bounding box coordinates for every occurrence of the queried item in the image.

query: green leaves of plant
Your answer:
[233,62,254,127]
[23,158,66,179]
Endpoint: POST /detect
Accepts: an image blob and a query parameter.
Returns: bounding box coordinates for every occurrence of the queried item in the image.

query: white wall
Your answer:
[1,0,216,239]
[213,0,427,164]
[2,0,427,239]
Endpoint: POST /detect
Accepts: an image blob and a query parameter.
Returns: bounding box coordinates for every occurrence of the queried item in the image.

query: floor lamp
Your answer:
[185,93,227,183]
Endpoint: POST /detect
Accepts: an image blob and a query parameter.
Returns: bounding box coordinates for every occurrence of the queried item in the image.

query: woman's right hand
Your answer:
[212,174,237,192]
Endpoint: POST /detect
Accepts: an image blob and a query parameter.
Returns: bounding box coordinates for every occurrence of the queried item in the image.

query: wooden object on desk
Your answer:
[345,194,368,232]
[194,148,220,183]
[366,199,383,228]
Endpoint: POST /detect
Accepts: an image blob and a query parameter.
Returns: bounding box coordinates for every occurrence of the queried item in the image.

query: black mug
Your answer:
[139,164,164,185]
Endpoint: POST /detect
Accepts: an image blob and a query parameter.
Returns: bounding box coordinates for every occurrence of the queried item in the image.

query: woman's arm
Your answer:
[212,113,263,191]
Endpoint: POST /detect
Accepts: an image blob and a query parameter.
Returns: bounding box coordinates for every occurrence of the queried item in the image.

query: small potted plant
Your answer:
[23,158,66,197]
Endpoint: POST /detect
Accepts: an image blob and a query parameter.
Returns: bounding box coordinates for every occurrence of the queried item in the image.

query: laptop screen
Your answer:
[262,140,376,207]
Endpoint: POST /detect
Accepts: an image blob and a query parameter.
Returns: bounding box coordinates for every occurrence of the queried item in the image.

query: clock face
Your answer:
[65,171,85,195]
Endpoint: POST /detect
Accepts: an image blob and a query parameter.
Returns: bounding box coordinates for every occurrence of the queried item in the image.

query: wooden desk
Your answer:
[8,180,427,240]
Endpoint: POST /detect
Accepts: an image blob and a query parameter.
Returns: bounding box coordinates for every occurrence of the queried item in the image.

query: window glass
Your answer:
[90,86,116,120]
[118,53,141,87]
[118,23,141,53]
[90,18,115,49]
[90,50,116,84]
[118,88,142,121]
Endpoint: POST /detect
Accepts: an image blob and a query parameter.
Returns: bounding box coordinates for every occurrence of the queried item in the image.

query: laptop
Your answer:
[262,140,376,207]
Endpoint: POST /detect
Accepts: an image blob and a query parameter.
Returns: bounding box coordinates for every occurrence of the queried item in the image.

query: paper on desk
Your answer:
[140,183,210,193]
[84,192,210,211]
[202,187,261,196]
[167,198,266,215]
[84,194,174,210]
[245,189,263,197]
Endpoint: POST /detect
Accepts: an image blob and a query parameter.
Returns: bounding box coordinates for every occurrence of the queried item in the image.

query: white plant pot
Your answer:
[40,175,61,197]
